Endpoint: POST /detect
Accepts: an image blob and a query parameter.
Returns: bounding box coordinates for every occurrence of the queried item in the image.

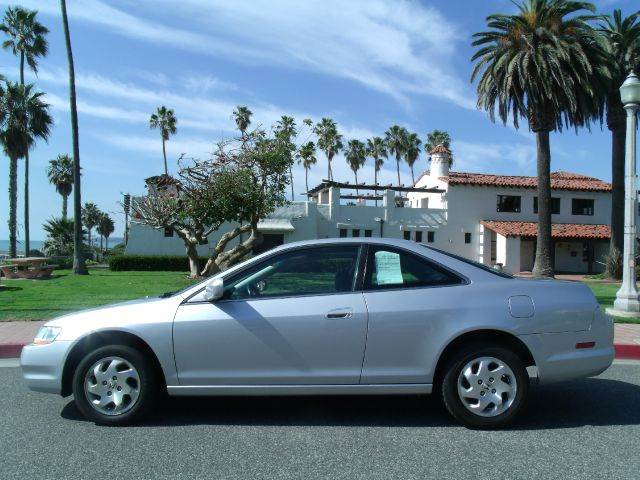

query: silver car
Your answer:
[21,238,614,428]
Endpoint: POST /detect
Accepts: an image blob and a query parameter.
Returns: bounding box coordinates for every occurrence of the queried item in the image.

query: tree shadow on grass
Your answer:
[0,285,23,291]
[61,377,640,430]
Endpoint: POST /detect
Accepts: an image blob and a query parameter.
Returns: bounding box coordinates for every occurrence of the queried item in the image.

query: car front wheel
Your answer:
[441,345,529,429]
[72,344,159,425]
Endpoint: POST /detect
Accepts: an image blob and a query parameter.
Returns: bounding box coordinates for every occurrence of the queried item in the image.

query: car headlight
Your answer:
[33,326,62,345]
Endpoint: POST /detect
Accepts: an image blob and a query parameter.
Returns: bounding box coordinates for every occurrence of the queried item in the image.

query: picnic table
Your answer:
[0,257,56,279]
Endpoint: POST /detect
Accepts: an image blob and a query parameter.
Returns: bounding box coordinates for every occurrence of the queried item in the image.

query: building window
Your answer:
[364,229,372,237]
[497,195,521,213]
[534,197,560,214]
[339,228,347,238]
[352,229,360,237]
[572,198,594,216]
[403,230,411,241]
[163,227,174,237]
[414,231,423,243]
[427,231,435,243]
[465,232,472,244]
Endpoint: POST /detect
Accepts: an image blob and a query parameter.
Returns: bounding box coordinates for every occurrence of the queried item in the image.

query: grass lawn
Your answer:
[585,281,640,324]
[0,269,198,321]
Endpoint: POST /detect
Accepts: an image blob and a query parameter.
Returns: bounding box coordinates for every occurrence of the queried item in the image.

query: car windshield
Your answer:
[421,245,513,279]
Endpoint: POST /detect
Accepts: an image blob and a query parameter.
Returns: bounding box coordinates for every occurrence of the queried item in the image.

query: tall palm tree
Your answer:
[313,118,343,181]
[385,125,408,189]
[82,202,101,249]
[275,115,297,200]
[404,132,422,185]
[345,139,367,194]
[233,105,252,141]
[425,130,452,152]
[471,0,608,278]
[149,106,177,176]
[366,136,387,206]
[1,6,49,256]
[0,82,52,258]
[60,0,87,274]
[97,212,114,251]
[598,10,640,259]
[46,154,73,218]
[297,141,317,195]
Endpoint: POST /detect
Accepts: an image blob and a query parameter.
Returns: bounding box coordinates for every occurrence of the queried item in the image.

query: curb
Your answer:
[2,342,640,360]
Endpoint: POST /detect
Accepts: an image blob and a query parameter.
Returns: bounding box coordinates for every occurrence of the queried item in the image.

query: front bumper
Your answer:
[20,341,71,395]
[519,309,615,384]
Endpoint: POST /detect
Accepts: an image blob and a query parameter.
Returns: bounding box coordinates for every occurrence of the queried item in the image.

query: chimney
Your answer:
[429,145,452,179]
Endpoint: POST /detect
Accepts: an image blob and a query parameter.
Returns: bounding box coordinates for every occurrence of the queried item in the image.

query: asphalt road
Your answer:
[1,362,640,480]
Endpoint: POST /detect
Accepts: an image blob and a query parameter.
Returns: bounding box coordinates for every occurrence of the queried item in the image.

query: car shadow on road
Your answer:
[60,377,640,429]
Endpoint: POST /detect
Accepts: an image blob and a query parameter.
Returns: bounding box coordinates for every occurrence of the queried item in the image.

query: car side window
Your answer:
[364,247,463,290]
[225,245,361,300]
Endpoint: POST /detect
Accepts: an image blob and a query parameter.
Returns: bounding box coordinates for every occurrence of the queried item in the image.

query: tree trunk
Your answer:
[411,165,415,186]
[62,194,68,219]
[374,165,378,206]
[61,0,88,274]
[396,154,401,187]
[100,235,103,251]
[8,155,17,258]
[327,154,333,181]
[185,241,200,279]
[532,131,554,278]
[355,170,359,195]
[200,224,253,277]
[162,136,168,175]
[610,118,626,255]
[305,168,309,196]
[20,51,30,255]
[105,235,109,250]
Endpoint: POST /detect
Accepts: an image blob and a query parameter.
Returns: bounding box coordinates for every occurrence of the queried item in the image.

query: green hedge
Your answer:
[108,255,208,272]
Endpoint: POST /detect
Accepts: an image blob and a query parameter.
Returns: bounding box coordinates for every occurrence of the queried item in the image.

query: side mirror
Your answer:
[203,278,224,302]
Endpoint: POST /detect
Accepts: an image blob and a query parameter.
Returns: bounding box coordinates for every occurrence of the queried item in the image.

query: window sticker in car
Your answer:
[374,250,403,285]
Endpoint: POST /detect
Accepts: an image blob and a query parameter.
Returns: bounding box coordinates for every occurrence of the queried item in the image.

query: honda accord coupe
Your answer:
[21,238,614,428]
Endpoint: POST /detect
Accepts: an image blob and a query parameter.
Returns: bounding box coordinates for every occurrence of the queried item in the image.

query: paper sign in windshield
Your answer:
[374,251,403,285]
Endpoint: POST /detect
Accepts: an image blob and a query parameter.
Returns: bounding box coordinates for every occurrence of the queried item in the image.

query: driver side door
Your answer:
[173,244,368,386]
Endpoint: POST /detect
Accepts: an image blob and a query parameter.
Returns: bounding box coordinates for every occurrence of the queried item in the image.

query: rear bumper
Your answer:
[519,309,614,384]
[20,341,71,395]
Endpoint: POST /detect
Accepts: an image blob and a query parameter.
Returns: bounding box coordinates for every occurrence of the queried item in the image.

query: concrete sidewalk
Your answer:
[1,320,640,359]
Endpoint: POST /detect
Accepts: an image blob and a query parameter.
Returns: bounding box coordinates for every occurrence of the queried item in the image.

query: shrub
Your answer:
[108,255,208,272]
[604,247,622,280]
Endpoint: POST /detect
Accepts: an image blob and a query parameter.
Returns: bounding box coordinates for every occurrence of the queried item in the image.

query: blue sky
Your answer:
[0,0,636,241]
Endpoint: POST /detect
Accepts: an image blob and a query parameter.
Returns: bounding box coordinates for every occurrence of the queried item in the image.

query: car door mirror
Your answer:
[203,278,224,302]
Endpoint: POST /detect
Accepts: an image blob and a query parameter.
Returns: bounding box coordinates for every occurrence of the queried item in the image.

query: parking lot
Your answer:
[1,361,639,479]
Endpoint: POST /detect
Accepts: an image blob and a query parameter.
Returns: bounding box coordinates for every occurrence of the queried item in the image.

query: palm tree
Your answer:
[404,132,422,185]
[0,82,52,258]
[42,217,75,257]
[471,0,608,278]
[233,105,252,141]
[97,212,115,251]
[425,130,452,152]
[1,6,49,256]
[313,118,343,181]
[149,106,177,176]
[81,202,101,249]
[598,10,640,259]
[345,139,367,194]
[385,125,408,189]
[366,136,387,206]
[297,141,317,195]
[47,154,74,218]
[60,0,87,274]
[274,115,297,200]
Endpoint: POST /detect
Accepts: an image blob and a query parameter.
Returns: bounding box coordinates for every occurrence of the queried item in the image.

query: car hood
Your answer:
[45,295,181,341]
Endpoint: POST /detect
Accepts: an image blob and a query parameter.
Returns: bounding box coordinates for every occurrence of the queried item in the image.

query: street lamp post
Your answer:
[611,72,640,317]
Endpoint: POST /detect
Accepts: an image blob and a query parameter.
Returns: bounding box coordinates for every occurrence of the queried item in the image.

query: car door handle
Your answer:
[326,308,353,319]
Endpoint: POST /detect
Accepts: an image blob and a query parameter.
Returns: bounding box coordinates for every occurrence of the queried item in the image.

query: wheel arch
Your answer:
[61,330,166,397]
[432,329,536,391]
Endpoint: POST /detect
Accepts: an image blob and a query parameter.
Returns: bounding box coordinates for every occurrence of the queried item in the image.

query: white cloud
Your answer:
[17,0,475,109]
[454,140,536,174]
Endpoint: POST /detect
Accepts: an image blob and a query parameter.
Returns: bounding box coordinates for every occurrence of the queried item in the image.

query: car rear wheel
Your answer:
[441,345,528,429]
[72,344,159,426]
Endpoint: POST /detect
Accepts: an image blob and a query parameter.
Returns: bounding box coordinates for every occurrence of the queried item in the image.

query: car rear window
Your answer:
[421,245,513,279]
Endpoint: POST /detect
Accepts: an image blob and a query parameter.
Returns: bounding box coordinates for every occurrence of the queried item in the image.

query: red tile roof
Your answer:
[416,170,611,192]
[481,220,611,239]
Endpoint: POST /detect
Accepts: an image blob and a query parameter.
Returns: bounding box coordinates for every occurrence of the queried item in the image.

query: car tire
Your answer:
[441,344,528,429]
[72,344,160,426]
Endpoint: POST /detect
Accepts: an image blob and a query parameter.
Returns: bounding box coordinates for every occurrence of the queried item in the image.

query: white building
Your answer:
[126,147,614,274]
